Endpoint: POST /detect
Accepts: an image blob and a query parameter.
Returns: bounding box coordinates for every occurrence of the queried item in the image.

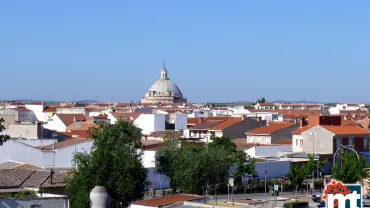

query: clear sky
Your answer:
[1,1,370,103]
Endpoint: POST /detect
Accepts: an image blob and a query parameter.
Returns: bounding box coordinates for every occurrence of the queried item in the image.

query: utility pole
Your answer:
[264,170,268,208]
[309,131,318,192]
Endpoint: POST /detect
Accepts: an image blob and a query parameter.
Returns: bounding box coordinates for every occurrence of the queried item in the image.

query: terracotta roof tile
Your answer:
[291,126,310,134]
[188,120,223,130]
[341,119,358,126]
[132,194,207,207]
[209,117,243,130]
[246,122,295,135]
[95,114,108,119]
[204,116,231,121]
[62,130,91,139]
[111,113,141,121]
[57,114,86,126]
[273,139,292,145]
[42,106,57,113]
[321,125,370,135]
[258,103,276,106]
[187,118,201,125]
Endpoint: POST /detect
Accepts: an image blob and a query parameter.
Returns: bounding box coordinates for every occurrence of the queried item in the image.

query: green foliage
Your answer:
[0,118,10,145]
[283,201,308,208]
[287,156,313,191]
[256,97,267,104]
[156,137,255,195]
[331,150,369,183]
[0,190,36,198]
[67,121,148,208]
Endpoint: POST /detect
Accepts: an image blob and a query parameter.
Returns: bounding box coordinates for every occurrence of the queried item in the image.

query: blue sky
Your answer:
[1,1,370,103]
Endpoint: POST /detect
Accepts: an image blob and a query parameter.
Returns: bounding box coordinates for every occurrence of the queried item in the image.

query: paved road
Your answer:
[207,191,322,208]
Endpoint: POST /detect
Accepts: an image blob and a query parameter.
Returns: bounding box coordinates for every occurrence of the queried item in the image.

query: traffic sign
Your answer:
[228,178,234,187]
[274,185,278,191]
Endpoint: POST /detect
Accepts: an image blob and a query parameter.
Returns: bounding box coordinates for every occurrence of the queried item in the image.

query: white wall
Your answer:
[8,124,39,139]
[43,140,93,168]
[141,150,156,168]
[56,108,87,116]
[292,134,303,152]
[107,113,118,124]
[43,114,67,132]
[25,104,47,122]
[134,114,165,135]
[246,146,292,158]
[17,139,58,147]
[255,161,291,179]
[174,114,187,130]
[0,140,44,167]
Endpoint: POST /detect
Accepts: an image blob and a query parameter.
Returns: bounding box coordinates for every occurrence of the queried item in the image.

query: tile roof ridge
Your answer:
[19,169,37,188]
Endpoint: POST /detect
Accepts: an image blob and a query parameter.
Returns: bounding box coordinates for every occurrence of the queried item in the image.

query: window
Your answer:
[257,136,261,143]
[349,138,354,146]
[249,136,253,143]
[296,139,298,146]
[265,137,269,144]
[300,140,303,147]
[364,138,369,151]
[336,138,341,149]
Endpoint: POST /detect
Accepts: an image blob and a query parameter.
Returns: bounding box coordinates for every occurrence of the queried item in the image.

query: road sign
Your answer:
[228,178,234,187]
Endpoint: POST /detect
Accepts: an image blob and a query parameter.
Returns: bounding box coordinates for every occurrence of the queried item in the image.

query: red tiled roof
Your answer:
[187,118,201,125]
[204,116,231,121]
[291,126,310,134]
[339,110,367,114]
[38,138,92,150]
[209,117,243,130]
[62,130,91,139]
[273,139,292,145]
[258,103,276,106]
[233,138,282,149]
[247,122,295,135]
[132,194,206,207]
[42,106,57,113]
[341,119,358,126]
[321,125,370,135]
[188,120,223,130]
[110,113,141,121]
[9,108,32,112]
[95,114,108,119]
[57,114,86,126]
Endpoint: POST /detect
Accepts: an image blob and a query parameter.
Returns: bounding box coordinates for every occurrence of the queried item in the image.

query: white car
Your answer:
[363,196,370,207]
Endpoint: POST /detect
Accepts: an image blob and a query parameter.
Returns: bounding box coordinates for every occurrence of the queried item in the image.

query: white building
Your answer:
[0,108,37,123]
[43,114,86,132]
[25,102,48,122]
[329,103,365,114]
[134,114,165,135]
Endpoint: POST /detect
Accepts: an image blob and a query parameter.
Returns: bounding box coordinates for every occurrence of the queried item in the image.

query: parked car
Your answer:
[317,201,326,208]
[363,195,370,207]
[312,194,322,203]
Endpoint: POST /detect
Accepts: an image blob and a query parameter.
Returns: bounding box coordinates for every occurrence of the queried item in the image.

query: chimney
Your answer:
[299,117,306,128]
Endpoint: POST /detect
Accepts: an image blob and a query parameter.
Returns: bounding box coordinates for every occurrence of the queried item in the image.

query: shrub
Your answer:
[283,201,309,208]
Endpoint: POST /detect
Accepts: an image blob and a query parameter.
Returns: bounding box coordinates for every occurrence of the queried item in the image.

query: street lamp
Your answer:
[264,170,268,208]
[308,132,318,191]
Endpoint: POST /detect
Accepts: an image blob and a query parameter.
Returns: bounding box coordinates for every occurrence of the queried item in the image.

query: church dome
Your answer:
[148,68,183,97]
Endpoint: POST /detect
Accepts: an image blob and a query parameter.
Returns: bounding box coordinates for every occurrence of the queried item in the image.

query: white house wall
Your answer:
[134,114,165,135]
[248,146,292,158]
[43,140,93,168]
[25,104,47,122]
[174,114,187,130]
[43,115,67,132]
[0,140,44,167]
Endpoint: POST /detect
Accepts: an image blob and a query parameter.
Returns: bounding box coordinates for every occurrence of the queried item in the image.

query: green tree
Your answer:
[232,150,256,188]
[207,137,236,153]
[0,118,10,145]
[287,156,313,197]
[331,150,369,184]
[156,137,255,195]
[67,121,148,208]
